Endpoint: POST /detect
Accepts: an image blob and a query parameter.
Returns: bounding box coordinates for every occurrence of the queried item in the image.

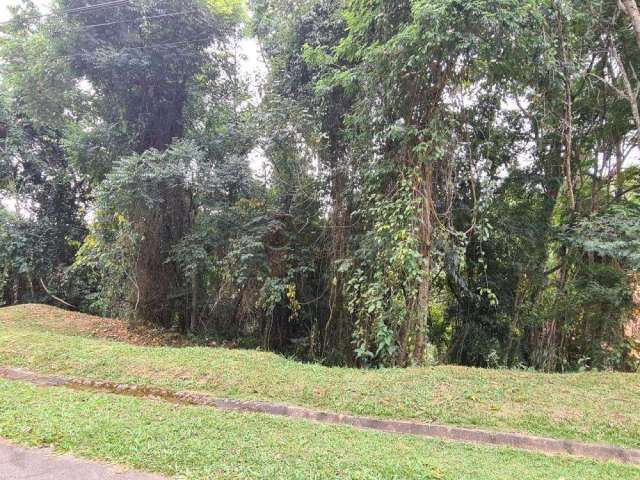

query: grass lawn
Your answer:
[0,379,637,480]
[1,304,639,449]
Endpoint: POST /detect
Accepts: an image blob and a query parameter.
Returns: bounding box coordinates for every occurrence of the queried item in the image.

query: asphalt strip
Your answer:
[0,439,167,480]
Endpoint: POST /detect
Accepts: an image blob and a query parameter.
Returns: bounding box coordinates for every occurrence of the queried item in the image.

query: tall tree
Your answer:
[51,0,244,326]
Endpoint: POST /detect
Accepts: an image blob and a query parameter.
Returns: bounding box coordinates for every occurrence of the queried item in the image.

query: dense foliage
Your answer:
[1,0,639,371]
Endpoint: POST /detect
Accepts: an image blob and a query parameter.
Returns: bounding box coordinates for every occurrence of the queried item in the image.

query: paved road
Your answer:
[0,440,167,480]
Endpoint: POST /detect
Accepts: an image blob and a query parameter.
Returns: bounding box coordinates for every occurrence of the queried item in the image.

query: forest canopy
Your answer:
[1,0,639,372]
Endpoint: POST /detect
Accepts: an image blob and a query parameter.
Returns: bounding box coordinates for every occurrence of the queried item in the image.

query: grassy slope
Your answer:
[1,305,639,449]
[0,379,637,480]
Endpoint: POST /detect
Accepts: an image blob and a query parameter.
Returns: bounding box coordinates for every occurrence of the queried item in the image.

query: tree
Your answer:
[50,0,245,327]
[620,0,640,48]
[1,0,638,371]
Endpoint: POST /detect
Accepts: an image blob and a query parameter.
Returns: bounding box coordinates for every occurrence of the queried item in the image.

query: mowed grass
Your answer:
[0,379,637,480]
[1,304,639,449]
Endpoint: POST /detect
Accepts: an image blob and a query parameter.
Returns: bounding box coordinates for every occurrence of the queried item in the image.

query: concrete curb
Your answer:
[1,366,639,466]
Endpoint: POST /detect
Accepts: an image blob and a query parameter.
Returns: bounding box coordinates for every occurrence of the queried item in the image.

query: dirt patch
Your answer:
[551,408,585,423]
[0,304,192,347]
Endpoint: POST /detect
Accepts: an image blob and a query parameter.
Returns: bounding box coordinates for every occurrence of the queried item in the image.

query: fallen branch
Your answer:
[39,278,77,310]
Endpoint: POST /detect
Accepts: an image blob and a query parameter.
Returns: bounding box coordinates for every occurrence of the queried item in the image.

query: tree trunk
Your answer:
[134,182,192,327]
[131,93,191,328]
[609,42,640,139]
[190,268,200,333]
[615,140,625,199]
[324,163,350,360]
[556,3,576,211]
[620,0,640,49]
[413,162,434,364]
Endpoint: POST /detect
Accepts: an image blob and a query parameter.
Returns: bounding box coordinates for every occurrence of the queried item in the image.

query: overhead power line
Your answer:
[44,9,202,35]
[0,0,130,26]
[0,3,220,74]
[66,35,216,60]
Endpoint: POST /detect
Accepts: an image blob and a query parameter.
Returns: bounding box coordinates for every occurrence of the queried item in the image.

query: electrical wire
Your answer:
[1,4,218,71]
[67,35,217,59]
[43,9,202,35]
[0,0,130,26]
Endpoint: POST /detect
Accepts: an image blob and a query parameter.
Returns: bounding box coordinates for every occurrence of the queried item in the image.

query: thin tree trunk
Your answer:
[620,0,640,49]
[610,42,640,139]
[324,164,349,359]
[556,3,576,211]
[190,268,199,333]
[615,140,625,198]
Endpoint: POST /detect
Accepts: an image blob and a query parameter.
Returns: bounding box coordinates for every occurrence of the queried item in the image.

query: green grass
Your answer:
[0,379,637,479]
[1,304,639,449]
